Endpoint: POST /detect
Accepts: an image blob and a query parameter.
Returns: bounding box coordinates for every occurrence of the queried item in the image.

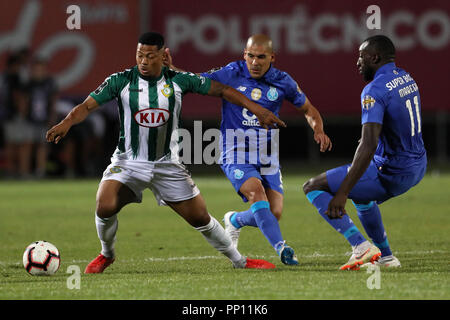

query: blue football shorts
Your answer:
[326,161,392,204]
[326,160,426,204]
[221,163,283,202]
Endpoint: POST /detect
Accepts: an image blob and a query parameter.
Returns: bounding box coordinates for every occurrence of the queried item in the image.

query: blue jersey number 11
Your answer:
[405,95,421,136]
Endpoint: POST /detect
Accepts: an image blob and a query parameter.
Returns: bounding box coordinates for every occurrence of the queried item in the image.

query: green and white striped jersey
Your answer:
[90,66,211,162]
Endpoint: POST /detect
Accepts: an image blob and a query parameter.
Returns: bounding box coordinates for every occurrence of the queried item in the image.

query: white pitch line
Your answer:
[1,249,447,266]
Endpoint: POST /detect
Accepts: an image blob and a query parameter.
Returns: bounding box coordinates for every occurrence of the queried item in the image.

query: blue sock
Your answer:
[306,191,366,247]
[354,201,392,257]
[251,201,284,250]
[230,208,257,228]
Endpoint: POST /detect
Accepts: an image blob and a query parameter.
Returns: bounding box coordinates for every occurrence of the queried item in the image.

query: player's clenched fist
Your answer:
[46,120,71,144]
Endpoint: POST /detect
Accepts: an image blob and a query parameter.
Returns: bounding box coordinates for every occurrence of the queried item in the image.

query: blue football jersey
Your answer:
[201,61,306,165]
[360,62,426,175]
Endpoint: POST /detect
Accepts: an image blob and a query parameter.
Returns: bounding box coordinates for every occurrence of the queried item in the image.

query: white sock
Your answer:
[95,213,118,258]
[195,215,243,264]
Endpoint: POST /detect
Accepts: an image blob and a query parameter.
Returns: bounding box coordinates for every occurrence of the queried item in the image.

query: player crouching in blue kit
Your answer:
[303,35,427,270]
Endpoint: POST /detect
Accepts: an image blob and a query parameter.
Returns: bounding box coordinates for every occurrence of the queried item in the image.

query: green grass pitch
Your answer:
[0,173,449,300]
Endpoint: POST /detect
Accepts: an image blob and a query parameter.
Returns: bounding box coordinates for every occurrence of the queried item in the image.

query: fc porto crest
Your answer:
[267,86,278,101]
[161,84,173,98]
[233,169,244,180]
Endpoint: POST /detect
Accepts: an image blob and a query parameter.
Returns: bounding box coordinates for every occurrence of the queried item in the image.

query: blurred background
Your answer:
[0,0,448,179]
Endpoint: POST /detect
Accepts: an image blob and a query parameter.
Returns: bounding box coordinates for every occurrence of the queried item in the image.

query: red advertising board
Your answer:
[1,0,448,118]
[0,0,140,99]
[150,0,450,117]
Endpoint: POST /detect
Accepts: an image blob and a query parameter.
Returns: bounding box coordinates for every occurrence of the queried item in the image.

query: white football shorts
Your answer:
[100,160,200,206]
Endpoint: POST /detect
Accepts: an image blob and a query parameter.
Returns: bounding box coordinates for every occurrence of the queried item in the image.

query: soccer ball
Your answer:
[23,241,60,276]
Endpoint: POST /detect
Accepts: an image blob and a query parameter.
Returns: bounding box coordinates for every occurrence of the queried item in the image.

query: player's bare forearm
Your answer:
[337,123,381,196]
[208,80,286,129]
[64,104,90,126]
[302,100,323,132]
[207,80,230,98]
[326,124,380,219]
[207,81,260,119]
[300,99,332,151]
[46,96,98,144]
[337,143,375,197]
[63,96,98,125]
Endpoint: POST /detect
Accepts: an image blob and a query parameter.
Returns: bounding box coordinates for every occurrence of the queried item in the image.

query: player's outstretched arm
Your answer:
[207,80,286,130]
[326,122,381,219]
[299,98,332,152]
[46,96,99,144]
